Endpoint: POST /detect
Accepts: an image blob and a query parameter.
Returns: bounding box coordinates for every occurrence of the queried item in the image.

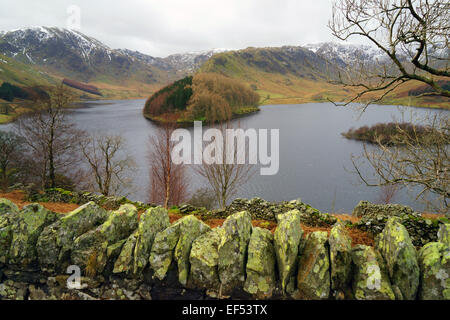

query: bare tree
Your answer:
[0,131,26,191]
[377,184,400,204]
[14,84,84,189]
[148,123,189,208]
[80,133,136,196]
[351,113,449,213]
[329,0,450,107]
[194,122,255,209]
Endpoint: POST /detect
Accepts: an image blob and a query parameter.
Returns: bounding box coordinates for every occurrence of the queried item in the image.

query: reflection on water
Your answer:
[1,100,447,213]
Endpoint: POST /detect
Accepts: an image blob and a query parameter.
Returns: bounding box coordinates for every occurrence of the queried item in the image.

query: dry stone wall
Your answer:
[0,197,449,300]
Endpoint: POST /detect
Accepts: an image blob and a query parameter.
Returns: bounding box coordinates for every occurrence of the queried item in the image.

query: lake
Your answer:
[1,100,447,213]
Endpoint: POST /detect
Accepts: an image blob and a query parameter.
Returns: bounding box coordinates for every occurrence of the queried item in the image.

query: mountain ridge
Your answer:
[0,27,447,109]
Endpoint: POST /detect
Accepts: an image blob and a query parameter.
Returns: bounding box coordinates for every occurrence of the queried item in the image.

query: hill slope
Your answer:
[200,45,449,108]
[200,46,349,104]
[0,27,174,86]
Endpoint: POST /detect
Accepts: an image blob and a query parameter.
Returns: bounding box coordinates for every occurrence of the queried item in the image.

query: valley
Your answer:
[0,27,448,125]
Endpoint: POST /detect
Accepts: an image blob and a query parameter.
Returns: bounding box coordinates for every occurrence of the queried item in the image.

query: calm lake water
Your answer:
[1,100,447,213]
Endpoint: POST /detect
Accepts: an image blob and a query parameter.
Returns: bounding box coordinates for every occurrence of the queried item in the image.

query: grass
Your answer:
[0,113,13,124]
[200,50,449,110]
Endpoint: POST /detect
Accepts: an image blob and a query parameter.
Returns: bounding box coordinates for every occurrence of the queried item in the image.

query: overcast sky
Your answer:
[0,0,340,57]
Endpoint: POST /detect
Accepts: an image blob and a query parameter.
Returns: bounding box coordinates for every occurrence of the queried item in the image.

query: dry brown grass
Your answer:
[0,190,79,213]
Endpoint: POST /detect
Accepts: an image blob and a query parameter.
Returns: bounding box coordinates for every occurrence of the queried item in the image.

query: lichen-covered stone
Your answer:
[244,227,276,299]
[71,204,138,274]
[206,197,335,226]
[438,223,450,246]
[36,202,108,272]
[189,228,222,290]
[0,198,19,214]
[353,200,436,247]
[0,198,20,264]
[149,223,180,280]
[133,207,170,274]
[351,245,395,300]
[113,231,138,274]
[107,239,127,261]
[418,242,450,300]
[273,209,303,294]
[173,216,211,285]
[329,221,352,296]
[0,280,28,300]
[352,200,415,218]
[296,231,330,300]
[150,215,210,283]
[8,204,59,267]
[375,217,420,300]
[218,211,252,294]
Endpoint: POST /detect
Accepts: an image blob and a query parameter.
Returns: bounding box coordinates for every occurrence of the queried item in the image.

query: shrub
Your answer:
[342,122,445,145]
[188,188,217,210]
[144,76,193,116]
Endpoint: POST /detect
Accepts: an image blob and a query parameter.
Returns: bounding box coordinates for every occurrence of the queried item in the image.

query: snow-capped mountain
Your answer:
[118,47,229,72]
[0,27,113,65]
[0,27,228,83]
[163,48,229,72]
[0,27,231,84]
[304,42,388,67]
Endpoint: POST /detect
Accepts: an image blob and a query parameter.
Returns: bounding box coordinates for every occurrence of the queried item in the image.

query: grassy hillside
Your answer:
[200,48,449,109]
[0,53,57,87]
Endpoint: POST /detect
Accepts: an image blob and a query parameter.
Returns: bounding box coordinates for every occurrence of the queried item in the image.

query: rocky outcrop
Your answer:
[0,199,20,264]
[70,204,138,274]
[274,210,303,294]
[417,223,450,300]
[112,231,138,274]
[116,207,170,275]
[205,198,337,226]
[0,198,19,214]
[8,204,59,267]
[149,215,210,285]
[29,188,150,211]
[375,217,420,300]
[329,221,352,298]
[244,227,276,299]
[189,228,222,291]
[36,202,108,273]
[353,200,441,246]
[296,231,330,300]
[217,211,252,295]
[418,241,449,300]
[0,198,448,300]
[351,245,395,300]
[353,200,415,218]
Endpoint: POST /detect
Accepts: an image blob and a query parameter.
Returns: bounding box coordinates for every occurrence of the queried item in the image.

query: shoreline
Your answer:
[1,97,448,126]
[143,107,261,127]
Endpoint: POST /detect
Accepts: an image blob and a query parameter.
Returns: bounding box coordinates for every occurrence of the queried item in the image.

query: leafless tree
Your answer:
[329,0,450,108]
[14,84,84,189]
[351,113,449,213]
[148,123,189,208]
[80,133,136,197]
[377,184,400,204]
[194,122,256,209]
[0,131,26,191]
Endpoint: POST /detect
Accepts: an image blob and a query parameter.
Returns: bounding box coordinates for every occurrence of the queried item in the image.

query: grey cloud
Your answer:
[0,0,336,57]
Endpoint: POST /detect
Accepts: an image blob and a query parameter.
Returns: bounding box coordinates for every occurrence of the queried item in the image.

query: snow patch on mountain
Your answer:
[304,42,387,66]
